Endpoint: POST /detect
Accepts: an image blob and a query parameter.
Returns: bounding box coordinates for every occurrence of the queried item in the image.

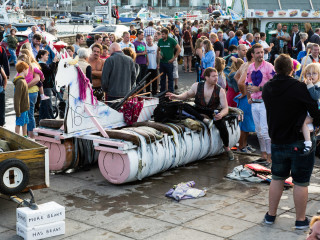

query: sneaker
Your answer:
[238,147,252,153]
[295,217,310,230]
[264,212,276,225]
[41,95,50,100]
[227,150,234,161]
[246,144,256,153]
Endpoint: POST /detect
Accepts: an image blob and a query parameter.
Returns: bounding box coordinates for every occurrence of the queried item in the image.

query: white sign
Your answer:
[95,6,109,15]
[17,221,65,240]
[98,0,108,5]
[17,201,65,227]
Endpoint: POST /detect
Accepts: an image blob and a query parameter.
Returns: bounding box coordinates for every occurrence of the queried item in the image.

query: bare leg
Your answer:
[302,120,311,142]
[268,179,285,216]
[188,56,193,72]
[22,124,27,136]
[293,185,308,221]
[261,151,267,160]
[28,131,34,138]
[267,153,272,163]
[15,125,20,135]
[174,78,178,86]
[183,56,187,72]
[239,131,249,149]
[39,86,44,95]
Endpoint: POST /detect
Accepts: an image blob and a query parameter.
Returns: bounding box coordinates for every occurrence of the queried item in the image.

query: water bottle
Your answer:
[214,110,219,121]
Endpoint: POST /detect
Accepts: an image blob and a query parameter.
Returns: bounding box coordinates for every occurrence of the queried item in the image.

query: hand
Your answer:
[248,98,253,104]
[215,113,223,120]
[53,56,59,62]
[270,43,274,48]
[165,92,178,100]
[168,58,175,63]
[247,85,260,93]
[306,78,313,85]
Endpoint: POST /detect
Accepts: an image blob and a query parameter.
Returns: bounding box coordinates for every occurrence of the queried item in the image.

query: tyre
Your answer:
[0,159,30,195]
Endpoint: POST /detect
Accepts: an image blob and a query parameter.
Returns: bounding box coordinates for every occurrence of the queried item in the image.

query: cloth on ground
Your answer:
[165,181,206,201]
[226,165,263,183]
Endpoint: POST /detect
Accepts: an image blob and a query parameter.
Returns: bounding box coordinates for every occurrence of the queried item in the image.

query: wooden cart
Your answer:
[0,127,49,195]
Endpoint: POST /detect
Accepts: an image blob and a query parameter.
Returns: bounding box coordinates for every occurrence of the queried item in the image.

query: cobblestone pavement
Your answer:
[0,67,317,239]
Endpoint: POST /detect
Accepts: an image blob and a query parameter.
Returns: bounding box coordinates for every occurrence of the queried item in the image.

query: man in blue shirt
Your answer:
[31,33,44,59]
[251,32,261,46]
[229,30,243,47]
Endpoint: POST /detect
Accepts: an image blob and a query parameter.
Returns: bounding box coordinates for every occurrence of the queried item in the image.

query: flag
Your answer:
[229,9,242,21]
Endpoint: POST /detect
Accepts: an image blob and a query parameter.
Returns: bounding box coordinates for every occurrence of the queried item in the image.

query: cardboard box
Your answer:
[16,221,65,240]
[17,201,65,227]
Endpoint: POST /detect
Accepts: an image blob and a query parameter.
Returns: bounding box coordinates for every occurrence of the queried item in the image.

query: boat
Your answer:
[0,0,27,25]
[33,50,242,184]
[119,11,136,23]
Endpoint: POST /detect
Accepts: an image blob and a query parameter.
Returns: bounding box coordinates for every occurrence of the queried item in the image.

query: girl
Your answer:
[201,39,215,70]
[165,67,234,161]
[301,63,320,154]
[181,31,194,73]
[19,49,49,101]
[195,38,204,82]
[36,50,59,121]
[109,33,117,44]
[215,57,226,89]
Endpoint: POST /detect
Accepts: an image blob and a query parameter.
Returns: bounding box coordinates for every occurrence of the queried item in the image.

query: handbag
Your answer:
[119,97,144,125]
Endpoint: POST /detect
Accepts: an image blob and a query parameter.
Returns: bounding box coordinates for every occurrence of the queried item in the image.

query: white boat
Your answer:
[0,0,27,24]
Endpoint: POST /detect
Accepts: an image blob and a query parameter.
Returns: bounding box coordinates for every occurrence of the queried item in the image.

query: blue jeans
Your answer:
[8,48,17,65]
[271,136,316,186]
[0,90,5,126]
[27,92,38,132]
[160,62,174,93]
[39,88,54,121]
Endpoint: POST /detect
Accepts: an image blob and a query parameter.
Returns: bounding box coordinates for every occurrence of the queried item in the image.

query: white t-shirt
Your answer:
[119,41,136,51]
[146,44,158,69]
[260,40,269,60]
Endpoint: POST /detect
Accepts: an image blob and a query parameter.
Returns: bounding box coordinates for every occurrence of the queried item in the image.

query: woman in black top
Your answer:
[36,50,59,121]
[181,31,194,73]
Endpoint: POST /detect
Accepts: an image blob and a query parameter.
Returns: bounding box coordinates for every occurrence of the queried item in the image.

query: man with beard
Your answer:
[246,44,275,163]
[88,43,105,101]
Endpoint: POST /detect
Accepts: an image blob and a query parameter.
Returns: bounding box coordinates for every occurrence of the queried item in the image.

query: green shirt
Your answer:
[7,35,18,49]
[158,37,177,63]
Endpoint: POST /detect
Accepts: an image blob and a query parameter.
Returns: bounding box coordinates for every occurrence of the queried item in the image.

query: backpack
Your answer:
[153,100,186,123]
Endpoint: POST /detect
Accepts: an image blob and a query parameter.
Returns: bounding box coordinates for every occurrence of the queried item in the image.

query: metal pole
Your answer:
[108,0,112,24]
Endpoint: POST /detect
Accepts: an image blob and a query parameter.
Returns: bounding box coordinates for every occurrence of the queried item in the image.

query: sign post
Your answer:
[97,0,112,24]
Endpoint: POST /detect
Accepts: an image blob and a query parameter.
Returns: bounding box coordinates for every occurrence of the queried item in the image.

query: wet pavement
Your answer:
[1,67,319,239]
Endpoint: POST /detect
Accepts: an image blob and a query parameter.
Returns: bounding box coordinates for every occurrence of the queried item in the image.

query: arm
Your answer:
[1,68,7,89]
[215,50,220,57]
[190,40,194,53]
[215,88,228,120]
[131,62,136,88]
[33,67,45,81]
[168,44,181,63]
[157,47,161,68]
[166,82,197,100]
[14,81,22,117]
[27,74,40,88]
[86,66,92,83]
[92,60,105,78]
[101,60,111,92]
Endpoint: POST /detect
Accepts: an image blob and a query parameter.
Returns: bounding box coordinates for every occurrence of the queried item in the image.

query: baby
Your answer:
[301,63,320,154]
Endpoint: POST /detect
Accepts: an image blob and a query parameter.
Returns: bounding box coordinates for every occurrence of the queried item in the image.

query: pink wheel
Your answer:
[38,140,73,171]
[98,151,131,184]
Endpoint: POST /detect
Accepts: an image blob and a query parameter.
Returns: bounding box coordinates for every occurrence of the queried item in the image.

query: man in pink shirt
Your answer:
[246,44,276,162]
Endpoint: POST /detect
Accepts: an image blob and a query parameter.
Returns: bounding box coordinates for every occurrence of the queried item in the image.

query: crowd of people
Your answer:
[1,17,320,236]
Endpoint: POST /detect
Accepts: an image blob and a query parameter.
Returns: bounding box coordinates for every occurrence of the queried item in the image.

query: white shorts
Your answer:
[173,60,179,79]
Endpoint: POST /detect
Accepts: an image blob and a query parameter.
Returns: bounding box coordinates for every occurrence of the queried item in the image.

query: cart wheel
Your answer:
[0,159,29,195]
[52,106,58,119]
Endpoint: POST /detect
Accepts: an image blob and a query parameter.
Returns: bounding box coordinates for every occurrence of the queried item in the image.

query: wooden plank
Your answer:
[0,127,45,149]
[0,149,45,162]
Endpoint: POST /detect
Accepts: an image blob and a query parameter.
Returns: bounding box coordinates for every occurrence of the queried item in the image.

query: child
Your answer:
[302,63,320,154]
[14,61,30,137]
[17,53,48,100]
[215,57,226,89]
[100,45,109,59]
[166,67,234,160]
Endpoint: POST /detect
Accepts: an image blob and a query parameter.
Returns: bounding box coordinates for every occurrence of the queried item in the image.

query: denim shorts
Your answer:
[271,136,316,186]
[16,111,29,126]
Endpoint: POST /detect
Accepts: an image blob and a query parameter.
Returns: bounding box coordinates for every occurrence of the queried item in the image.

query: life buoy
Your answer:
[0,159,30,195]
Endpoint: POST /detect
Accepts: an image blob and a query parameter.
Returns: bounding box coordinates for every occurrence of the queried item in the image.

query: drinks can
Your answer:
[214,110,219,115]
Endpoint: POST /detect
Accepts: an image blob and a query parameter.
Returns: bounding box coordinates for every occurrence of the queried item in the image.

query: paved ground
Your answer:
[1,67,318,239]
